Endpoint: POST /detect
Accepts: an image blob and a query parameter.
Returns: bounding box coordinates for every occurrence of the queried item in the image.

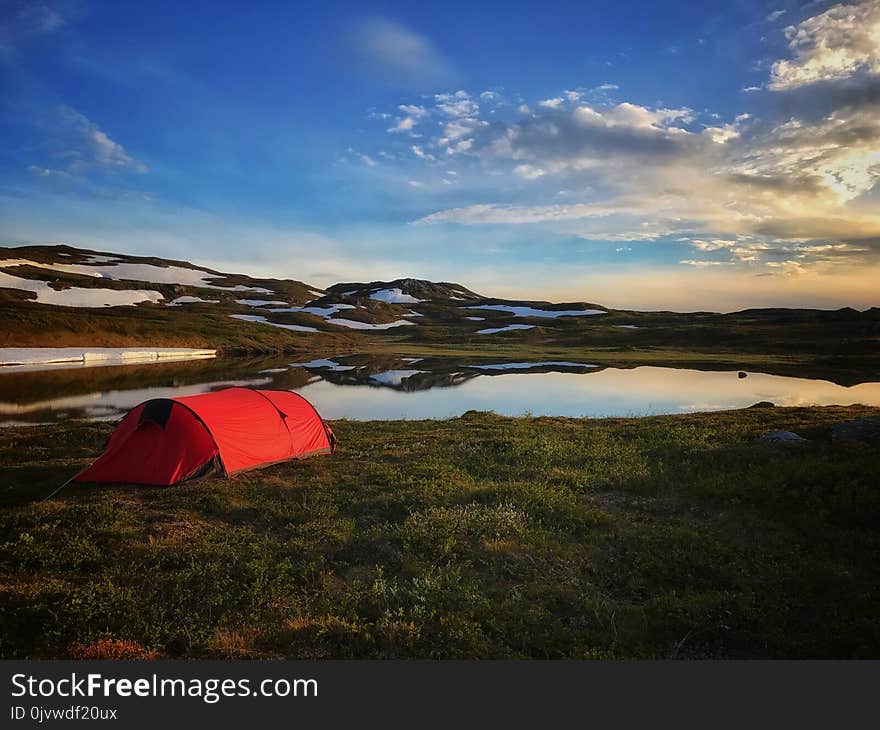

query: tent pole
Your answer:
[42,465,89,502]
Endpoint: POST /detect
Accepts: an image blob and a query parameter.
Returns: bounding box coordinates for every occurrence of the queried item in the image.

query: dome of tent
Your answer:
[75,387,336,486]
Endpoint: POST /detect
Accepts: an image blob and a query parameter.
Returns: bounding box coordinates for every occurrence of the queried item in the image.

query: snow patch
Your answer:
[268,304,356,317]
[229,314,319,332]
[326,318,416,330]
[166,296,220,306]
[369,288,425,304]
[614,324,640,329]
[0,270,163,307]
[465,316,485,321]
[0,347,216,370]
[235,299,290,307]
[0,258,272,292]
[83,255,122,264]
[476,324,536,335]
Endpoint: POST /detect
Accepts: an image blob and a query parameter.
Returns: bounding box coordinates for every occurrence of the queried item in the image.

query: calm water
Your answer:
[1,354,879,425]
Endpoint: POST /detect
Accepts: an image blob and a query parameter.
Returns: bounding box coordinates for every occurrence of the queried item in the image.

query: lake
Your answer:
[2,353,879,426]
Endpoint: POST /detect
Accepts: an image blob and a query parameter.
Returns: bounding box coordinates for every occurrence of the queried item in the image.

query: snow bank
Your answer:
[476,324,536,335]
[0,271,163,308]
[83,255,122,264]
[326,318,416,330]
[235,299,290,307]
[0,258,272,293]
[463,304,606,318]
[166,296,220,306]
[228,314,318,332]
[0,347,216,369]
[370,288,425,304]
[268,304,356,317]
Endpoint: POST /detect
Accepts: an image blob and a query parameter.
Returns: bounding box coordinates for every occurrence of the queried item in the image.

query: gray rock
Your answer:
[760,430,807,443]
[832,416,880,443]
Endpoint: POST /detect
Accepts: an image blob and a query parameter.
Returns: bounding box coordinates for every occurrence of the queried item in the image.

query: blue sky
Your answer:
[1,0,879,310]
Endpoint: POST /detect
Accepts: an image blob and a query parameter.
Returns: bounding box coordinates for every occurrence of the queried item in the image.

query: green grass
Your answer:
[1,406,878,659]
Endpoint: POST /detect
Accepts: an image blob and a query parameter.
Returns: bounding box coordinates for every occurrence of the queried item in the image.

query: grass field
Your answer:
[1,406,878,659]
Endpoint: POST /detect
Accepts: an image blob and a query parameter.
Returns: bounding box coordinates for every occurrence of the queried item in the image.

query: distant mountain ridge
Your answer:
[328,278,482,302]
[0,244,612,349]
[1,244,878,382]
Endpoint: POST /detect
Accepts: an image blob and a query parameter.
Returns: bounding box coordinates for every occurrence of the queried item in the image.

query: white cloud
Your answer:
[388,116,417,133]
[680,259,734,267]
[347,148,378,166]
[398,104,427,117]
[513,164,547,180]
[434,91,478,117]
[409,87,880,264]
[411,144,435,161]
[38,107,147,176]
[538,97,565,109]
[345,18,458,89]
[767,9,787,22]
[769,0,880,89]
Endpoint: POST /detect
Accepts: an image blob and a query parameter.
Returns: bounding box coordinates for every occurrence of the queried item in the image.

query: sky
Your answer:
[1,0,879,311]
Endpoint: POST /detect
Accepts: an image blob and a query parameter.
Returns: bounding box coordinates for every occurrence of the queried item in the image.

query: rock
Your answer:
[738,371,748,379]
[832,416,880,443]
[748,401,775,408]
[760,430,807,443]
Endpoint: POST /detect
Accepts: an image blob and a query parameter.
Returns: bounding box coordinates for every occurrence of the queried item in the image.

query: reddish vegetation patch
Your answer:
[70,639,161,660]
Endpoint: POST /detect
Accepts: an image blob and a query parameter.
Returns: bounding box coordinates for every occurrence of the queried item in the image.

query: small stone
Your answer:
[738,371,748,379]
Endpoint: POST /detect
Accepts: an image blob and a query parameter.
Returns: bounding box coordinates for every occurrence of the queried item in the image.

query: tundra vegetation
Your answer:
[1,406,878,659]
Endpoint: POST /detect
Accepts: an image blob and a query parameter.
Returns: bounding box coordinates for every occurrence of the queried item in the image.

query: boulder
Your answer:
[759,430,807,443]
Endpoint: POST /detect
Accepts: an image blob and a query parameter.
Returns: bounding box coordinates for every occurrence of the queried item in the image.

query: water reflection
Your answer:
[1,353,879,425]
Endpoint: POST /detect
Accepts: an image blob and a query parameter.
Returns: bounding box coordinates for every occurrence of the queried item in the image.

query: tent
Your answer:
[74,387,336,486]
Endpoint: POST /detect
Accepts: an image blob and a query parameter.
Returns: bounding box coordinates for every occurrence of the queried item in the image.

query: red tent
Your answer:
[75,387,336,486]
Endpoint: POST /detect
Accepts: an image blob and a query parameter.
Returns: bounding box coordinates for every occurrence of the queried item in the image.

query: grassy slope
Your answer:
[1,406,878,659]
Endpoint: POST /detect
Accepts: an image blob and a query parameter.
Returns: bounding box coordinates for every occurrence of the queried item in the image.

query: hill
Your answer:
[1,244,879,383]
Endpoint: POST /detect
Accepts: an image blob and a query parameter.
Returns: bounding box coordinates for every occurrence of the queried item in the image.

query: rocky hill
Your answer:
[1,244,878,381]
[0,244,613,350]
